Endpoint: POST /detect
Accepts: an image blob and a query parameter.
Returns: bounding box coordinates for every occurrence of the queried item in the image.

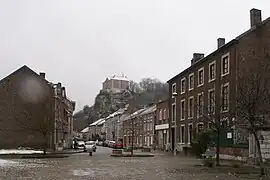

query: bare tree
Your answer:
[126,101,138,156]
[236,58,270,176]
[194,91,234,166]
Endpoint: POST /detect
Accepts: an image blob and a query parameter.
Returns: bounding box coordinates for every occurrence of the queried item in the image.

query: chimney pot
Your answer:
[217,38,225,48]
[39,72,45,78]
[250,8,262,28]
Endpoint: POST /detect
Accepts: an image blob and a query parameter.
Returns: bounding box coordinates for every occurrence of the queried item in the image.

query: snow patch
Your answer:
[0,159,18,167]
[72,168,95,176]
[0,149,43,154]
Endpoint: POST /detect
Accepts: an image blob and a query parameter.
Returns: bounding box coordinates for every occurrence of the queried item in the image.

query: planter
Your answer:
[112,149,123,155]
[142,147,151,152]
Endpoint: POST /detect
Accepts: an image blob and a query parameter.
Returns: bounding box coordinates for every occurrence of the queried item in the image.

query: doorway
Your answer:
[171,128,175,151]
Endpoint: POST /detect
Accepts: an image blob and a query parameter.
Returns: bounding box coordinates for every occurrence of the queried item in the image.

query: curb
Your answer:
[20,154,69,159]
[50,150,85,155]
[111,154,155,157]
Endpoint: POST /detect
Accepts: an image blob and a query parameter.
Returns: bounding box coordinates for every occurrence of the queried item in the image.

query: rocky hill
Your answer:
[73,78,168,131]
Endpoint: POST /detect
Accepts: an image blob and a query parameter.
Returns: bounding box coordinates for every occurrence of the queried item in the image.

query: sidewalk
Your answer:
[49,149,84,155]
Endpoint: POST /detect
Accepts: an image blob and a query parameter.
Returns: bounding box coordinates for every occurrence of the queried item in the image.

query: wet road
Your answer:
[0,147,252,180]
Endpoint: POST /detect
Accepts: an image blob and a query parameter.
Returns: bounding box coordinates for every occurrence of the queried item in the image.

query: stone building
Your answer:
[0,65,75,150]
[102,74,129,90]
[167,8,270,154]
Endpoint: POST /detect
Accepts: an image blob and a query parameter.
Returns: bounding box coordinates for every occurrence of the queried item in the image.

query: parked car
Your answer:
[103,140,110,147]
[85,141,96,152]
[97,141,104,146]
[115,141,123,149]
[108,141,116,148]
[75,140,86,151]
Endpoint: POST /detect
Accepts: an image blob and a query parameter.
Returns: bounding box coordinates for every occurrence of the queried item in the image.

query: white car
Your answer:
[85,141,96,153]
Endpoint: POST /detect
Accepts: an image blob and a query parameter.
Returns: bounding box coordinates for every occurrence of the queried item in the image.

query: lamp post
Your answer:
[172,92,177,156]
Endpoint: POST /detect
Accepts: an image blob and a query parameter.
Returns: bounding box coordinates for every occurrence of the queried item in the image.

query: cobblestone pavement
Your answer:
[0,147,258,180]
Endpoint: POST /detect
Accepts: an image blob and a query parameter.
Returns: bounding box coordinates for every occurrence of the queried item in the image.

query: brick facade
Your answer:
[167,9,270,153]
[155,99,169,150]
[0,66,75,150]
[123,105,156,148]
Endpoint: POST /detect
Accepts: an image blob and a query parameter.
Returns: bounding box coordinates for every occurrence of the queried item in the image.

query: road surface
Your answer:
[0,147,252,179]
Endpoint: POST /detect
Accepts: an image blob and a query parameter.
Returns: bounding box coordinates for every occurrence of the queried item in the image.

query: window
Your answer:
[181,125,185,143]
[188,97,194,118]
[209,61,216,81]
[198,68,204,86]
[208,89,215,114]
[221,117,229,128]
[159,109,162,120]
[221,83,229,112]
[181,78,186,94]
[172,83,176,93]
[163,109,166,119]
[188,73,194,90]
[180,99,185,120]
[172,104,176,122]
[197,92,204,117]
[221,53,230,76]
[197,123,204,132]
[188,124,193,143]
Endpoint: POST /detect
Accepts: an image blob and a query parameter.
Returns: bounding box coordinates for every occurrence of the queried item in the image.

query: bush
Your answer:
[191,131,211,157]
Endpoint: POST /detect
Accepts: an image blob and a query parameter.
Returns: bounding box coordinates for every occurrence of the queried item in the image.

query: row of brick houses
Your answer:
[0,65,76,150]
[122,105,156,148]
[166,8,270,158]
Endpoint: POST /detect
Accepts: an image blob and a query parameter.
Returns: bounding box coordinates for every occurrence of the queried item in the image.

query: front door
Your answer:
[171,128,175,151]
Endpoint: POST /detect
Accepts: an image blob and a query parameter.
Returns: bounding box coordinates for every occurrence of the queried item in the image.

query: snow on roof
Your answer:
[81,127,89,133]
[105,108,125,119]
[107,74,129,81]
[139,105,156,116]
[90,118,105,126]
[97,119,105,125]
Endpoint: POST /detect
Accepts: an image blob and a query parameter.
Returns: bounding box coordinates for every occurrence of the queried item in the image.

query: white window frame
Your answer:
[180,124,185,144]
[188,123,193,144]
[197,122,204,132]
[208,88,215,114]
[163,109,166,119]
[171,103,176,122]
[197,92,204,118]
[188,73,194,91]
[180,77,186,94]
[197,67,204,87]
[221,82,230,113]
[208,61,216,82]
[188,96,194,119]
[172,83,176,94]
[159,109,162,120]
[221,52,230,77]
[180,99,185,121]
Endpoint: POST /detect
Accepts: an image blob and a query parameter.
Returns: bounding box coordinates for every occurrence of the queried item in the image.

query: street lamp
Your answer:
[172,92,177,156]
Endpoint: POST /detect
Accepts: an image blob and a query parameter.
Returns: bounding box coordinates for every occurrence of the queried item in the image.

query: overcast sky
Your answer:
[0,0,269,111]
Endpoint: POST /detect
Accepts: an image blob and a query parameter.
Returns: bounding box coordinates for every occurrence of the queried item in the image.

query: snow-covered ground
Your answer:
[0,149,43,154]
[0,159,18,167]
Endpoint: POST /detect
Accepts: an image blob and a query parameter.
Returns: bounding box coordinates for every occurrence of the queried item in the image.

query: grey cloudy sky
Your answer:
[0,0,269,111]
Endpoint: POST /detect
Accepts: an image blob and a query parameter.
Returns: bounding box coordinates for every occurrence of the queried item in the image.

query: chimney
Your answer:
[61,87,66,98]
[191,53,204,65]
[57,83,62,96]
[250,8,262,27]
[39,72,45,78]
[217,38,225,49]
